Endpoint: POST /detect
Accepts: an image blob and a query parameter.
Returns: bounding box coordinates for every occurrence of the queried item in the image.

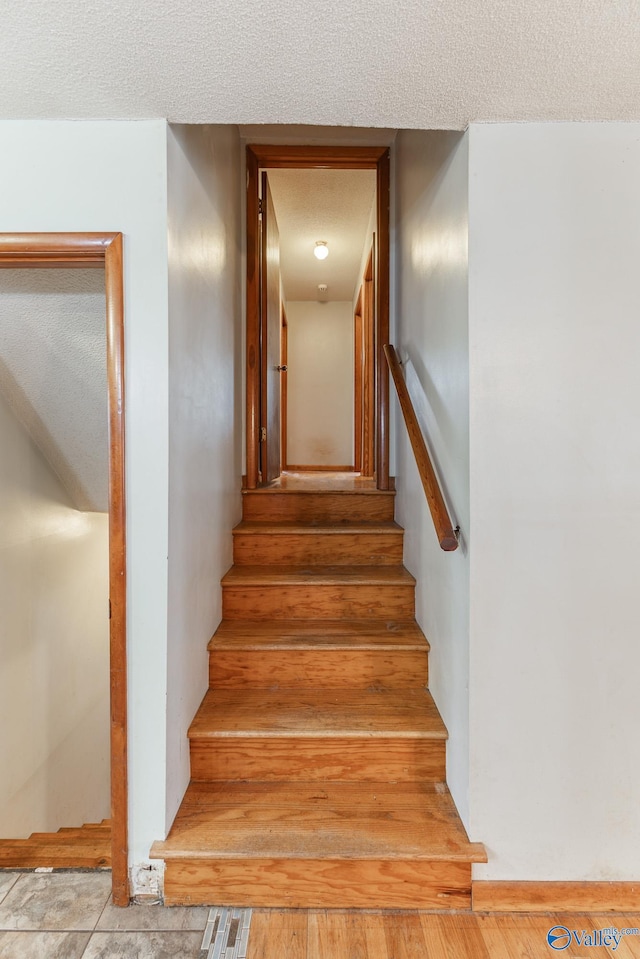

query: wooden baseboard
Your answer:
[473,880,640,912]
[285,465,355,472]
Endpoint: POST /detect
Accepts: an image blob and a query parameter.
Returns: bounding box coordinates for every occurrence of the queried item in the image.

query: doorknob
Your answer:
[276,365,288,372]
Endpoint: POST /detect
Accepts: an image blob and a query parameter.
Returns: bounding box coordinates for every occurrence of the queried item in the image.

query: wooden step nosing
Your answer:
[233,523,403,535]
[209,641,428,651]
[222,568,416,587]
[188,729,447,740]
[152,846,486,863]
[241,491,397,496]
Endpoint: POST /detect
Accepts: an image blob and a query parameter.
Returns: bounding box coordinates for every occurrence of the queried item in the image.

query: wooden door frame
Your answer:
[353,287,363,473]
[245,145,390,489]
[0,233,128,907]
[280,305,288,469]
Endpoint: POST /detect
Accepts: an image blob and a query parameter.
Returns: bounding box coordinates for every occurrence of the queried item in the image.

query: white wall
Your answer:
[286,301,353,467]
[394,130,470,824]
[0,269,108,512]
[0,120,170,868]
[468,123,640,879]
[165,124,242,831]
[0,390,110,836]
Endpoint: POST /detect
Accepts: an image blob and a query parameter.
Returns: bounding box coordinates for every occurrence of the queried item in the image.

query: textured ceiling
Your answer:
[267,169,376,301]
[0,270,108,512]
[1,1,639,126]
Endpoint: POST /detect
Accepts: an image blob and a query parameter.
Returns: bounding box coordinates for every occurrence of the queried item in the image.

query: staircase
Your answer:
[152,477,485,908]
[0,819,111,869]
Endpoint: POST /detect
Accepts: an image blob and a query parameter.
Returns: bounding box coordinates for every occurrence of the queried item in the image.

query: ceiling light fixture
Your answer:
[314,241,329,260]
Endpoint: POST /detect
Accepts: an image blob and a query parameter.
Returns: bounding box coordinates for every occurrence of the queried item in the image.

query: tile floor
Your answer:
[0,871,209,958]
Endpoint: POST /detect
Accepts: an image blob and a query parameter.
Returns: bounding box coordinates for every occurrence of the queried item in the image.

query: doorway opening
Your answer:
[245,145,390,489]
[0,234,128,906]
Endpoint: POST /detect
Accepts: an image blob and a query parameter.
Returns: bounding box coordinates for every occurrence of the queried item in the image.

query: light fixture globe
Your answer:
[314,241,329,260]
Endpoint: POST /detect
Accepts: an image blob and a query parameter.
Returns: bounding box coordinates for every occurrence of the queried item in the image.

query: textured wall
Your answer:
[0,269,107,512]
[394,129,470,825]
[165,124,242,833]
[0,389,110,837]
[1,1,639,126]
[468,122,640,879]
[267,169,376,301]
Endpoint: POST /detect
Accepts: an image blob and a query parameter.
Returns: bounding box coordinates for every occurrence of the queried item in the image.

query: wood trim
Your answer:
[353,289,363,473]
[384,345,458,552]
[0,232,117,265]
[375,151,391,490]
[280,307,288,471]
[362,248,375,478]
[104,235,128,907]
[260,171,269,481]
[473,880,640,913]
[0,232,128,906]
[247,145,386,169]
[285,465,355,472]
[246,148,261,489]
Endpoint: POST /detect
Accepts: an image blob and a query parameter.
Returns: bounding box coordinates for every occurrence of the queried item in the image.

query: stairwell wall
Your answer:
[0,389,110,836]
[166,124,243,831]
[0,119,171,869]
[468,122,640,880]
[393,130,471,825]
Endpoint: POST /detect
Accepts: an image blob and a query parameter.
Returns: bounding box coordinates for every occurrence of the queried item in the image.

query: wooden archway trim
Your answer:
[245,146,391,490]
[0,232,128,906]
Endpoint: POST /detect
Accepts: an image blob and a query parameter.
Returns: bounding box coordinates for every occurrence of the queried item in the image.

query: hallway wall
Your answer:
[0,389,110,836]
[286,300,354,467]
[166,124,242,831]
[394,129,471,825]
[468,122,640,880]
[0,119,171,868]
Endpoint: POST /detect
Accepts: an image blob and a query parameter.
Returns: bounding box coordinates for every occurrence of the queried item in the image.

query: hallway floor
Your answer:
[0,871,639,958]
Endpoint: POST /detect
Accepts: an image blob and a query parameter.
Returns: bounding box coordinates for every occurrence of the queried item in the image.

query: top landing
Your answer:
[246,471,395,494]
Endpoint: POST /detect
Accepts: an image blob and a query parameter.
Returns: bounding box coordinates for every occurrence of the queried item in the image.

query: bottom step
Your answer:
[162,857,473,909]
[151,781,485,908]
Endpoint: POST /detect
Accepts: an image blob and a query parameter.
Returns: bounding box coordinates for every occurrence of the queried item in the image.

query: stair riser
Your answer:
[222,585,415,620]
[242,492,395,524]
[233,531,404,566]
[209,650,429,688]
[190,738,445,782]
[163,858,472,909]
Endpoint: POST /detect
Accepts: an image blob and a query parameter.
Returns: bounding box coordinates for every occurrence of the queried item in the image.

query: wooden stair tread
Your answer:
[233,521,403,534]
[189,688,447,739]
[222,565,416,586]
[151,781,485,863]
[209,620,429,651]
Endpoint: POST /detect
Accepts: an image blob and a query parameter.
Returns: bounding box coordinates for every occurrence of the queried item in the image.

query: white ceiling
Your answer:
[0,270,108,513]
[267,169,376,301]
[1,1,639,126]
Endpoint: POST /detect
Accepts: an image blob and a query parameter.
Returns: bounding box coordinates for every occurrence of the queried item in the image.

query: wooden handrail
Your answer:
[384,344,459,552]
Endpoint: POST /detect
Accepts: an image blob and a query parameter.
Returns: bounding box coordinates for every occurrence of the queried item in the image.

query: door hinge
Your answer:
[260,427,267,442]
[258,197,264,216]
[109,598,112,620]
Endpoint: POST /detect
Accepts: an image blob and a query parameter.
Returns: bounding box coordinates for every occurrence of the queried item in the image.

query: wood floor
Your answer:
[152,472,484,907]
[0,820,111,869]
[245,910,640,958]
